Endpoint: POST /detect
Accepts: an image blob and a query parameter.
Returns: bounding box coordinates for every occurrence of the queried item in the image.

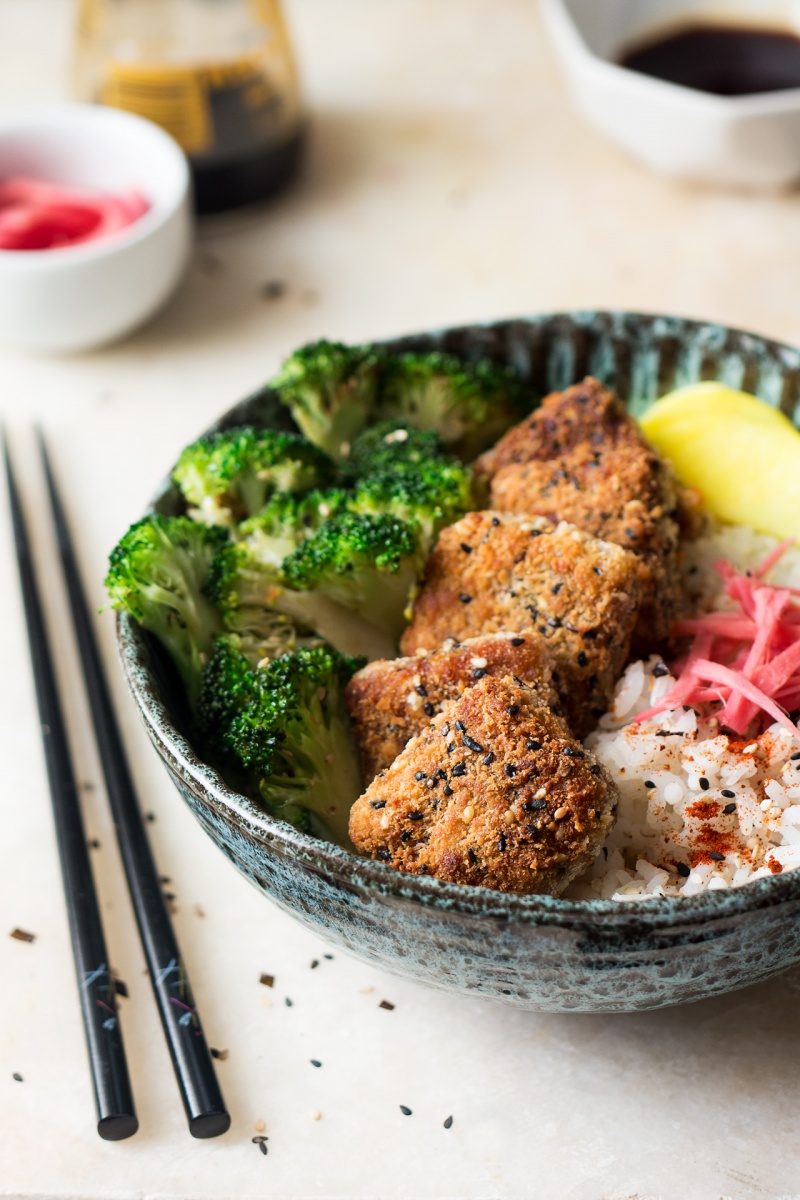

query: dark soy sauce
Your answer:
[619,24,800,96]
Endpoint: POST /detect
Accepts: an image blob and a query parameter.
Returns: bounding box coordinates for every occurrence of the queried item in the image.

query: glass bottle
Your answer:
[74,0,305,213]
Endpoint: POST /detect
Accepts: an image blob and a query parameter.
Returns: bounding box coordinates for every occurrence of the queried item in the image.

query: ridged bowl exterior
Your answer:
[117,311,800,1012]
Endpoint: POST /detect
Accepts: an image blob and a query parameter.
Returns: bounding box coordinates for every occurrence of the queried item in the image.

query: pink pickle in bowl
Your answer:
[0,177,150,251]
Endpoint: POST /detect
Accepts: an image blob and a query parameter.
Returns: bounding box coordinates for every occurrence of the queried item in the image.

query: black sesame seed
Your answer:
[443,1115,454,1130]
[523,799,547,811]
[459,594,472,604]
[510,637,525,646]
[583,628,598,640]
[310,1059,322,1068]
[792,752,800,761]
[547,616,562,628]
[259,1142,268,1156]
[551,583,563,595]
[400,830,412,842]
[447,742,455,753]
[652,662,669,677]
[505,764,517,777]
[370,800,387,809]
[721,789,736,799]
[408,812,424,821]
[377,849,391,861]
[423,702,435,717]
[590,764,601,775]
[562,746,584,757]
[443,784,453,796]
[436,768,447,778]
[454,720,465,731]
[473,668,488,680]
[468,848,477,865]
[699,777,710,791]
[491,516,500,526]
[460,542,473,554]
[709,852,725,862]
[400,1105,412,1116]
[285,997,293,1007]
[530,527,541,536]
[12,1073,22,1082]
[463,734,484,753]
[483,752,495,766]
[507,704,519,716]
[526,739,541,751]
[644,781,656,789]
[723,802,737,814]
[577,651,588,667]
[593,567,603,576]
[414,771,427,781]
[452,762,467,777]
[414,684,428,698]
[676,862,691,878]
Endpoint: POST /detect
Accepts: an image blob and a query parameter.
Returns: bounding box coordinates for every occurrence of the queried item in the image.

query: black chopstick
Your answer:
[3,431,138,1142]
[37,431,230,1140]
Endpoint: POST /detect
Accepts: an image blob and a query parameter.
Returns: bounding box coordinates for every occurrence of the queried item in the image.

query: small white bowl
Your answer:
[0,104,192,353]
[542,0,800,189]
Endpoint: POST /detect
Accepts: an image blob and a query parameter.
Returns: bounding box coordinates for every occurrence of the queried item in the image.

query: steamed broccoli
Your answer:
[196,632,263,756]
[237,488,349,567]
[273,340,384,461]
[105,515,227,708]
[348,449,476,553]
[224,645,364,846]
[378,351,524,460]
[172,426,335,526]
[343,420,444,479]
[282,512,423,642]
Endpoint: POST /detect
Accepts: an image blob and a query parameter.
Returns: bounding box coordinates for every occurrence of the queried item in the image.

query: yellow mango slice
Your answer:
[640,383,800,539]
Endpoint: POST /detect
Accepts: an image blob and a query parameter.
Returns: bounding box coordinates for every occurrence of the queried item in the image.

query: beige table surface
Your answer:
[3,2,800,1198]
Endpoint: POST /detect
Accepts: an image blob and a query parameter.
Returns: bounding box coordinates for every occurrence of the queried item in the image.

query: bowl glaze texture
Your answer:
[117,311,800,1013]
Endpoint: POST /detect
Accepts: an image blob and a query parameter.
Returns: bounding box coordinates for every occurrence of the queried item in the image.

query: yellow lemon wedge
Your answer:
[640,382,800,539]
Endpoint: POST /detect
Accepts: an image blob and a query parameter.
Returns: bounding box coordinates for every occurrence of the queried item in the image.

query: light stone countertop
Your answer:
[3,2,800,1198]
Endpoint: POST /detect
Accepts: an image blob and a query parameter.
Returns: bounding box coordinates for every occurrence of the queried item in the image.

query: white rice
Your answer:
[567,524,800,902]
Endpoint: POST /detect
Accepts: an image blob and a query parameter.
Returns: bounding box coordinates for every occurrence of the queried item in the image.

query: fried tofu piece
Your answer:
[474,377,684,642]
[400,511,641,738]
[345,632,559,783]
[349,675,618,895]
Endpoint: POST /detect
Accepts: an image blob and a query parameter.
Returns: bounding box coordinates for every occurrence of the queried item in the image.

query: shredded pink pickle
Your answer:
[635,541,800,741]
[0,177,149,251]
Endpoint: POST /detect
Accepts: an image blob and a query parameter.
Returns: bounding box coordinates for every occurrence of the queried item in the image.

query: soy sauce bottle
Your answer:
[74,0,305,213]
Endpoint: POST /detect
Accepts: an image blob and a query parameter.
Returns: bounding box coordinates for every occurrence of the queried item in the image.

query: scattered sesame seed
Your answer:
[462,806,475,822]
[576,650,588,667]
[443,1115,454,1129]
[468,848,477,865]
[460,543,473,554]
[447,742,456,753]
[285,997,293,1008]
[377,848,391,861]
[710,852,725,862]
[498,832,507,852]
[454,721,465,732]
[723,802,737,814]
[503,810,515,824]
[260,973,274,988]
[310,1059,322,1068]
[644,781,656,790]
[523,799,546,811]
[652,662,669,677]
[443,784,453,796]
[743,743,757,754]
[310,1110,322,1121]
[370,799,386,809]
[473,668,487,679]
[408,812,424,821]
[379,999,395,1010]
[423,702,436,717]
[415,771,427,781]
[400,1105,412,1116]
[534,787,547,800]
[452,762,467,777]
[359,985,374,994]
[510,637,525,646]
[507,705,519,716]
[526,739,541,751]
[459,594,472,604]
[310,960,319,969]
[491,516,500,526]
[504,764,517,777]
[463,734,484,753]
[792,752,800,761]
[12,1073,22,1082]
[483,752,495,766]
[553,806,568,820]
[590,764,601,775]
[380,815,391,829]
[699,777,710,791]
[426,778,437,789]
[10,929,35,943]
[677,863,691,878]
[471,657,488,669]
[254,1119,266,1132]
[721,789,736,798]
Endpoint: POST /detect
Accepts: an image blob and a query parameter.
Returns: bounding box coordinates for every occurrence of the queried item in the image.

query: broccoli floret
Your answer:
[196,633,262,756]
[226,645,364,846]
[349,453,476,554]
[105,516,226,708]
[377,351,524,460]
[343,420,444,479]
[282,512,423,643]
[173,426,335,526]
[273,340,383,460]
[238,488,349,567]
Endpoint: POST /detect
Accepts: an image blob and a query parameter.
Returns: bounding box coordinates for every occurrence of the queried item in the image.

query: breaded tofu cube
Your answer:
[345,632,559,783]
[400,511,641,738]
[349,675,619,895]
[474,377,684,642]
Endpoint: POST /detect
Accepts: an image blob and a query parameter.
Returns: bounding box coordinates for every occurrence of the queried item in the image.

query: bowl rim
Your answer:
[0,103,191,268]
[116,307,800,932]
[542,0,800,116]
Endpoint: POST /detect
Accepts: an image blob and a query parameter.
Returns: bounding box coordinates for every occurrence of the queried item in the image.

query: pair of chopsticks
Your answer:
[3,431,230,1141]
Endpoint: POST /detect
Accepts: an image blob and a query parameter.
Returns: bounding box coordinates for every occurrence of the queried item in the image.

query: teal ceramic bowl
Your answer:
[117,311,800,1013]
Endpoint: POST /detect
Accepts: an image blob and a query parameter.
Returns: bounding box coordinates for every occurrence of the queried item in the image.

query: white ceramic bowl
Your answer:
[541,0,800,189]
[0,104,192,353]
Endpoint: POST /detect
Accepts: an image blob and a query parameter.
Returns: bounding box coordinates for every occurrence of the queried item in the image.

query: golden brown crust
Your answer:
[400,511,641,738]
[345,632,559,783]
[474,377,685,642]
[349,675,619,895]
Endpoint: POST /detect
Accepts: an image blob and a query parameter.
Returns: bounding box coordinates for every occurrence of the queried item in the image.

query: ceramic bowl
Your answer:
[0,104,192,352]
[542,0,800,189]
[117,311,800,1013]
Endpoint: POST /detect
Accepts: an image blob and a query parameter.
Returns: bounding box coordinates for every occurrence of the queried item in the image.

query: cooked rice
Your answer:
[567,524,800,902]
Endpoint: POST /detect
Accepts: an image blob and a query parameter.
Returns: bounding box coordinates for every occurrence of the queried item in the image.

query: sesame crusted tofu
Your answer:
[345,632,560,783]
[474,376,685,642]
[349,675,619,895]
[399,511,641,738]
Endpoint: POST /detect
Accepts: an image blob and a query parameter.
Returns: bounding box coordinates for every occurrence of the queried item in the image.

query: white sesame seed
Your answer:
[406,691,423,711]
[462,806,475,822]
[553,806,568,820]
[380,815,390,829]
[503,810,515,824]
[470,657,488,669]
[310,1110,322,1121]
[535,788,547,800]
[744,743,758,754]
